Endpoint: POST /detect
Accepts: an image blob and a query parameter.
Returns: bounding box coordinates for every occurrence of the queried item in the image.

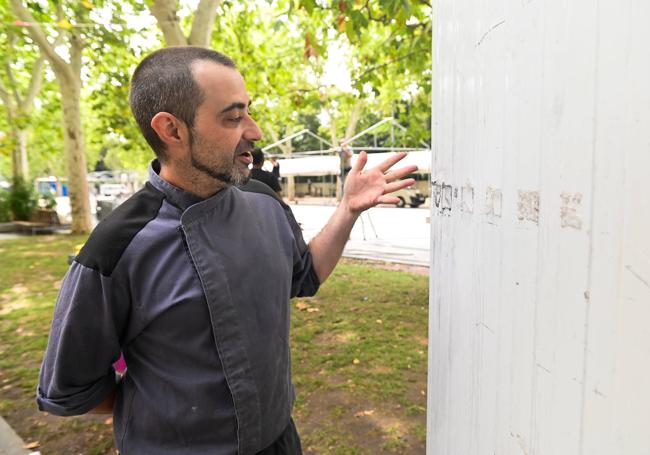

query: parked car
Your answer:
[393,186,426,208]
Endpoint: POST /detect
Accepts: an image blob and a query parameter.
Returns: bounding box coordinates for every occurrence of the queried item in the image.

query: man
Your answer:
[36,47,417,455]
[249,148,282,195]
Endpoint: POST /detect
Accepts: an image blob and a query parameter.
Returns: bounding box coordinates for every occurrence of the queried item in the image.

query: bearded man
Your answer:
[36,46,417,455]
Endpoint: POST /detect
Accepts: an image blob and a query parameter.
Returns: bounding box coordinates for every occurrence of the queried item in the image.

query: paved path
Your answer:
[289,204,431,267]
[0,416,29,455]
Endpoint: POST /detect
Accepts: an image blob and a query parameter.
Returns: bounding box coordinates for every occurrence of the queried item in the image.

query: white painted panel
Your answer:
[428,0,650,454]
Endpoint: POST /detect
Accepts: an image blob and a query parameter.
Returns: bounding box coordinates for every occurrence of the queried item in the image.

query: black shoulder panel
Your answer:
[238,180,308,252]
[76,183,165,276]
[239,179,285,206]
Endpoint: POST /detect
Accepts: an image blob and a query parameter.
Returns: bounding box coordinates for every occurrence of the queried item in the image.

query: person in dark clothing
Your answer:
[250,148,282,195]
[36,46,418,455]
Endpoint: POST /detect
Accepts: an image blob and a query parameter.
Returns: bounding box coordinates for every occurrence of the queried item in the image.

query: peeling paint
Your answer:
[517,190,540,224]
[560,192,583,229]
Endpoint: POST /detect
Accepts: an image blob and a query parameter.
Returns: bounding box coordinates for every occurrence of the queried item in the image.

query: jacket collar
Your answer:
[148,159,204,211]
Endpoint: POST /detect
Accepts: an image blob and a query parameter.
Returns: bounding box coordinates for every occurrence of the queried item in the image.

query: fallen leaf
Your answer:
[104,417,113,425]
[306,307,320,313]
[24,441,40,449]
[352,358,360,365]
[295,302,310,311]
[375,319,383,324]
[354,410,375,417]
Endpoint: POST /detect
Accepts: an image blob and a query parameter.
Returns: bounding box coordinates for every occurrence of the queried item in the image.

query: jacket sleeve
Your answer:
[284,205,320,298]
[36,261,129,416]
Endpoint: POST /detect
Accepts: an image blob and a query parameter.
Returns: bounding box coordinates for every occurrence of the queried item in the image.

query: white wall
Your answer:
[427,1,650,454]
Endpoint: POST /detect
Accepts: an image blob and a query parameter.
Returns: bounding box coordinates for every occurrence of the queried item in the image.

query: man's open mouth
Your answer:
[237,151,253,165]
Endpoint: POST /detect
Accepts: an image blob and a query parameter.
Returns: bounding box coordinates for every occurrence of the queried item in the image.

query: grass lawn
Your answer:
[0,235,428,454]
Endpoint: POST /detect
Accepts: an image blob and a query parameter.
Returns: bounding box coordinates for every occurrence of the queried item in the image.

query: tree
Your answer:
[0,28,45,181]
[149,0,222,47]
[9,0,93,233]
[9,0,133,233]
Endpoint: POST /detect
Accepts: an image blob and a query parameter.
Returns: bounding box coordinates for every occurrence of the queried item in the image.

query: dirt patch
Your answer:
[296,385,426,454]
[340,258,429,276]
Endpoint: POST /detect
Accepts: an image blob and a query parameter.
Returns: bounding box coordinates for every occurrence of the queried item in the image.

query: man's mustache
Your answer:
[235,140,255,155]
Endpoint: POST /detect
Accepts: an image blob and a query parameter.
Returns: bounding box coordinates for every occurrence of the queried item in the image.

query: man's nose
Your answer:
[244,117,263,142]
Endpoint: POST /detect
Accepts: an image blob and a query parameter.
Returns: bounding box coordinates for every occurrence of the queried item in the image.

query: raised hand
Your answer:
[342,151,419,214]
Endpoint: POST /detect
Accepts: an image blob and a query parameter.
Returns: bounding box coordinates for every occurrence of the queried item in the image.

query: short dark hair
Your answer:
[129,46,236,161]
[251,148,264,166]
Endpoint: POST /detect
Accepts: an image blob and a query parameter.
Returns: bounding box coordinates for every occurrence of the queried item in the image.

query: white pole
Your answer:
[428,1,650,454]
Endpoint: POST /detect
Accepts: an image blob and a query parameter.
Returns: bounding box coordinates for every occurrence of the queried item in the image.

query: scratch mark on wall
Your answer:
[476,20,506,47]
[536,363,551,374]
[593,388,606,398]
[461,184,474,213]
[484,187,502,218]
[442,184,453,214]
[431,181,453,215]
[476,322,495,334]
[560,192,583,229]
[517,190,540,224]
[625,265,650,288]
[509,432,530,455]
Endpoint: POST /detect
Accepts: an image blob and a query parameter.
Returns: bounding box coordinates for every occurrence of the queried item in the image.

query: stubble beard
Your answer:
[189,130,251,187]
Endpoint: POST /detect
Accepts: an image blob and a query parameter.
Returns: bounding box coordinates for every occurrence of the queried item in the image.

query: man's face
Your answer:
[186,61,262,186]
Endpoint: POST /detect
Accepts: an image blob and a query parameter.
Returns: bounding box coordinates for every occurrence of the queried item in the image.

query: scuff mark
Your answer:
[536,363,551,374]
[476,20,506,47]
[476,322,495,334]
[594,388,606,398]
[509,432,530,455]
[625,265,650,288]
[560,192,583,229]
[484,187,502,218]
[517,190,540,224]
[461,184,474,214]
[431,181,453,215]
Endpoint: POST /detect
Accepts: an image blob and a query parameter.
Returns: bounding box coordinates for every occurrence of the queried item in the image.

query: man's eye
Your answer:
[229,117,243,123]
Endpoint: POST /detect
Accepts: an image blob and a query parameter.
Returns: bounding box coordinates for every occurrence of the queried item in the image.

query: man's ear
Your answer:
[150,112,189,153]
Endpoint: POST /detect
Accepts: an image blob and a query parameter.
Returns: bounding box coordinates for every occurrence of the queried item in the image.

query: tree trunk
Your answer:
[17,129,29,180]
[343,101,363,143]
[60,79,91,233]
[150,0,189,46]
[188,0,221,46]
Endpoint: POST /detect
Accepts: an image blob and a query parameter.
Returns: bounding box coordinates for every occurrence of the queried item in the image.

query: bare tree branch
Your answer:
[149,0,188,46]
[9,0,72,80]
[20,54,45,113]
[188,0,221,46]
[0,79,14,114]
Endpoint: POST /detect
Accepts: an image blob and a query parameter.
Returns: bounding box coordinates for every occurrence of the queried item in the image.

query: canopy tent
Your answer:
[269,150,431,177]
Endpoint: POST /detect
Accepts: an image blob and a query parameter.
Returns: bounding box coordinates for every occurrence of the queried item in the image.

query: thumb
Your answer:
[351,150,367,173]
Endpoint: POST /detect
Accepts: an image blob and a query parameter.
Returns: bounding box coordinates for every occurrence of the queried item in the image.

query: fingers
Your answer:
[384,178,415,194]
[377,195,401,205]
[384,165,419,183]
[351,150,367,173]
[376,151,408,173]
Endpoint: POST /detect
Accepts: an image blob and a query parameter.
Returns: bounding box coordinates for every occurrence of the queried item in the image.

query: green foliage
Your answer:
[7,176,38,221]
[0,189,11,222]
[2,0,431,180]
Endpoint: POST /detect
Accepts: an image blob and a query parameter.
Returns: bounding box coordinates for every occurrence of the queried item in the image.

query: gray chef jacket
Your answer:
[36,161,320,454]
